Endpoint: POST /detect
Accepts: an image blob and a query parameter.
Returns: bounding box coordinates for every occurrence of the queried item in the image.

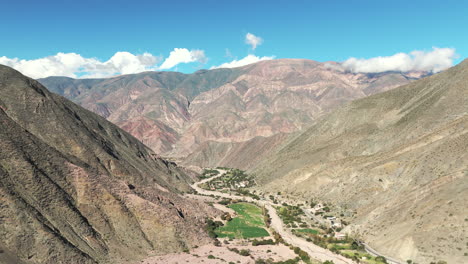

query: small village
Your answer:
[196,168,390,264]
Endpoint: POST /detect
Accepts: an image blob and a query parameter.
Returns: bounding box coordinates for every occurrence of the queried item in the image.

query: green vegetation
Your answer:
[199,168,220,179]
[278,205,305,225]
[295,228,318,235]
[292,246,310,262]
[252,239,275,246]
[204,219,223,238]
[215,202,269,238]
[202,168,255,191]
[227,247,251,256]
[255,258,302,264]
[340,250,389,264]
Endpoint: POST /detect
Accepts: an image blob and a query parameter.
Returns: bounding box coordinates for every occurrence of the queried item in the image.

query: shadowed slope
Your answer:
[0,65,218,264]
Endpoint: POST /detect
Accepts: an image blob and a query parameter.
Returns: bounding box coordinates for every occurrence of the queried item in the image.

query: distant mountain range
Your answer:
[253,59,468,263]
[39,59,428,170]
[0,65,217,264]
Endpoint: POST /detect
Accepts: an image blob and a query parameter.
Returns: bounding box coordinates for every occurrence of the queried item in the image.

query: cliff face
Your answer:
[39,59,425,170]
[253,60,468,263]
[0,65,218,264]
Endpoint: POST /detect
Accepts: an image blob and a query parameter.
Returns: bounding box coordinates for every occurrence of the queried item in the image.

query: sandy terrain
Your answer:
[139,240,297,264]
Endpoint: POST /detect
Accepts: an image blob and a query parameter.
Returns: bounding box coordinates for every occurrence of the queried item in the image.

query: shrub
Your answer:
[239,249,250,256]
[375,256,388,263]
[204,218,223,238]
[219,199,231,205]
[252,239,275,246]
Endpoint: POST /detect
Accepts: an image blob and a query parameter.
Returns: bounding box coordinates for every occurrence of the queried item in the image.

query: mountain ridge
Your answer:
[0,65,218,264]
[252,59,468,263]
[39,59,428,170]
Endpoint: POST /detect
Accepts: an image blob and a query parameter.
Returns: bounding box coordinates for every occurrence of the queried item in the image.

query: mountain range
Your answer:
[39,59,427,171]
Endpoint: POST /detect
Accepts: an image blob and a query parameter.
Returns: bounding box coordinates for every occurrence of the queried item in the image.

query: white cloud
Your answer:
[340,47,457,73]
[245,33,263,50]
[158,48,207,70]
[0,52,162,79]
[211,54,275,69]
[0,48,208,79]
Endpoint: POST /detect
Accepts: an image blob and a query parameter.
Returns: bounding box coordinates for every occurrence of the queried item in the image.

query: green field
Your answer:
[215,202,269,238]
[340,250,387,264]
[295,228,319,235]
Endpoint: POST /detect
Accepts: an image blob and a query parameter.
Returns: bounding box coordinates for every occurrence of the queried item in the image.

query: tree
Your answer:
[375,256,388,263]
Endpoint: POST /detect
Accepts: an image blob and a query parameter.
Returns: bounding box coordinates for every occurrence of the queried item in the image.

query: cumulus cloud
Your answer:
[211,54,275,69]
[158,48,207,70]
[0,48,207,79]
[340,47,457,73]
[245,33,263,50]
[0,52,162,79]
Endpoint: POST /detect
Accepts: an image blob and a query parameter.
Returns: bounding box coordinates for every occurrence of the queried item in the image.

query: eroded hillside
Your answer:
[253,59,468,263]
[39,59,426,170]
[0,65,218,264]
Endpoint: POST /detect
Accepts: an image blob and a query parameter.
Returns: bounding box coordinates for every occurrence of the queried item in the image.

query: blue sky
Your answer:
[1,0,466,78]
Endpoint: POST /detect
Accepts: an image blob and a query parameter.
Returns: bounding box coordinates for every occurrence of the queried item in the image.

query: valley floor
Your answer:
[139,241,298,264]
[189,169,357,264]
[145,168,405,264]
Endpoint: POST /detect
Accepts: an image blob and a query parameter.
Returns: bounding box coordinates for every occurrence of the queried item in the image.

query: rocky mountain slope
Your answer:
[0,65,217,264]
[39,59,426,170]
[253,59,468,263]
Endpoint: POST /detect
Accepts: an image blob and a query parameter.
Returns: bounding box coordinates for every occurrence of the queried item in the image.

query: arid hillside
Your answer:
[253,59,468,263]
[39,59,426,170]
[0,65,218,264]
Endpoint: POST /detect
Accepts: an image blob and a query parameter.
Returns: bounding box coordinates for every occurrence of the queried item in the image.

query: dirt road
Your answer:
[190,173,356,264]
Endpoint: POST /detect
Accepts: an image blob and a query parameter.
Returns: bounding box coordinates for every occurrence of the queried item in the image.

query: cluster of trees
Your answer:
[199,168,220,179]
[278,205,305,225]
[227,247,250,256]
[236,189,261,200]
[292,246,310,262]
[251,239,275,246]
[204,218,223,238]
[272,231,284,244]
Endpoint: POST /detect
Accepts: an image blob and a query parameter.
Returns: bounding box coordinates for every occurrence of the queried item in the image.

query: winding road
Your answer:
[190,171,356,264]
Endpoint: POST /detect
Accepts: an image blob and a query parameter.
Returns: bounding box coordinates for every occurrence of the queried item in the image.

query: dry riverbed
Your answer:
[139,239,298,264]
